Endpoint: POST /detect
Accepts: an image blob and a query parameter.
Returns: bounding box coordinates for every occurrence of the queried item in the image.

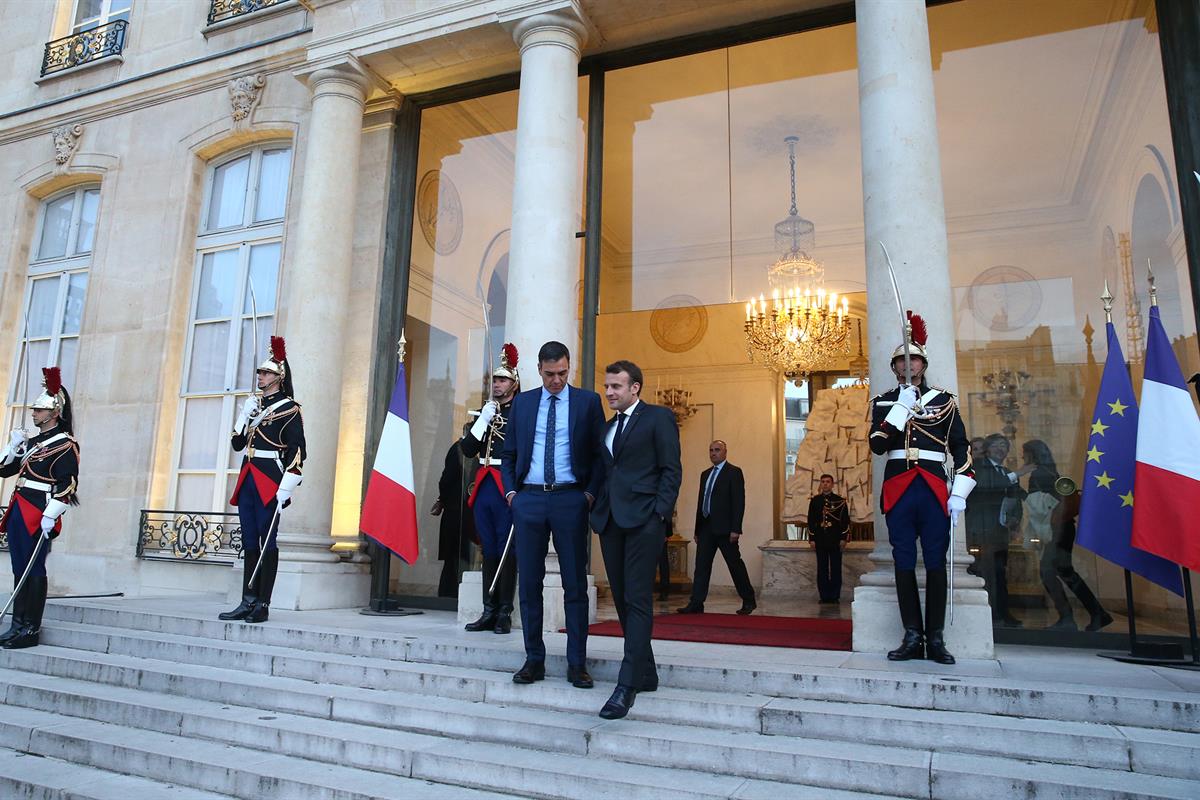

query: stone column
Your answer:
[851,0,993,658]
[502,11,587,363]
[230,59,372,610]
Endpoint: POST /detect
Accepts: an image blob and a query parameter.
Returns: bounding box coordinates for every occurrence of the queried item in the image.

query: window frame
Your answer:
[170,143,293,512]
[71,0,132,34]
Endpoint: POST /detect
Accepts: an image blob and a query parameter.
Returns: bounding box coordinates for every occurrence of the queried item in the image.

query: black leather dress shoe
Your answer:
[735,601,757,616]
[512,660,545,684]
[676,604,703,614]
[598,685,637,719]
[493,614,512,634]
[567,665,594,689]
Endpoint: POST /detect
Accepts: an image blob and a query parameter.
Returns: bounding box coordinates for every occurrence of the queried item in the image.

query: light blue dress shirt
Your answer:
[524,385,576,485]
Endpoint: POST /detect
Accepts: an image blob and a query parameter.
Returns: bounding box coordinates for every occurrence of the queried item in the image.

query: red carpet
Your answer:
[586,613,852,650]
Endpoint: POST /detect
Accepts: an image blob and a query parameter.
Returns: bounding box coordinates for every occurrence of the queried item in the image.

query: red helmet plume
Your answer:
[906,311,927,347]
[270,336,287,364]
[502,343,518,369]
[42,366,62,397]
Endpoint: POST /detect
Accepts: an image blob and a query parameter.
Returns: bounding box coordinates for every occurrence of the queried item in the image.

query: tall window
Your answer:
[71,0,131,33]
[174,145,291,512]
[9,185,98,413]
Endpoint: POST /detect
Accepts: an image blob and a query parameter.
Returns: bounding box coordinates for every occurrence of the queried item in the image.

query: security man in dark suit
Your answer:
[590,359,682,720]
[677,440,756,615]
[500,341,606,689]
[807,473,851,603]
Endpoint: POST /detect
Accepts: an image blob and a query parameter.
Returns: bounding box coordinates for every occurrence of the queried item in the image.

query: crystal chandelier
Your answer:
[744,136,853,379]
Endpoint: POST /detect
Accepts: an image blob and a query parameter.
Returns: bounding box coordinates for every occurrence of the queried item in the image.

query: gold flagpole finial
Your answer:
[397,330,407,361]
[1146,258,1158,307]
[1101,280,1114,324]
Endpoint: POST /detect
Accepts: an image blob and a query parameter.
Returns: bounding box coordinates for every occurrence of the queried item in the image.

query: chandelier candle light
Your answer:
[745,287,852,380]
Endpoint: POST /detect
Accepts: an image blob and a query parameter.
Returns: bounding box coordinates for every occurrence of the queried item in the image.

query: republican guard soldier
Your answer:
[869,313,974,664]
[461,344,520,634]
[0,367,80,649]
[221,336,305,624]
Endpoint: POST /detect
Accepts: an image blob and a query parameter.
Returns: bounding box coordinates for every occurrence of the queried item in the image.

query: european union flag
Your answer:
[1076,322,1183,595]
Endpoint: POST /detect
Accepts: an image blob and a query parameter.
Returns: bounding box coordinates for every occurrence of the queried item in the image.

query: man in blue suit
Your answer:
[500,340,606,688]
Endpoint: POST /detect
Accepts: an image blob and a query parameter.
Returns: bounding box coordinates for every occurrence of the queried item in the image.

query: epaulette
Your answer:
[929,386,957,398]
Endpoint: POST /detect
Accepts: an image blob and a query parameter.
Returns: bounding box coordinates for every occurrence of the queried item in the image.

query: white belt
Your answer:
[887,448,947,463]
[16,478,52,491]
[251,453,282,466]
[478,458,501,467]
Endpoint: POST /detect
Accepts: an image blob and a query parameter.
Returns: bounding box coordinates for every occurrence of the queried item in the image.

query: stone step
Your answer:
[0,704,522,800]
[0,745,237,800]
[33,618,1200,780]
[41,602,1200,731]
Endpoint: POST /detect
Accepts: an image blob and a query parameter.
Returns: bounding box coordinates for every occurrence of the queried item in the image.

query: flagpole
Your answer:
[1182,568,1200,665]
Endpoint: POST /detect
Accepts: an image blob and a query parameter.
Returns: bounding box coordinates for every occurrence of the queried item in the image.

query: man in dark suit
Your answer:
[590,360,681,720]
[807,473,850,603]
[500,341,606,689]
[966,433,1027,627]
[677,440,756,616]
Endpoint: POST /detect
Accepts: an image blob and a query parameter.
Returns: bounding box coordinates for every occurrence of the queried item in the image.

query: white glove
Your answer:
[40,516,55,535]
[9,429,27,449]
[884,385,919,429]
[947,495,966,525]
[275,471,302,510]
[275,489,292,510]
[235,396,261,433]
[470,401,499,439]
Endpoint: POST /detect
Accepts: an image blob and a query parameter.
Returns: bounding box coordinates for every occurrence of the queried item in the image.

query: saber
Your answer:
[948,510,956,623]
[247,502,282,588]
[247,275,261,398]
[879,242,913,388]
[1,531,48,623]
[488,523,516,597]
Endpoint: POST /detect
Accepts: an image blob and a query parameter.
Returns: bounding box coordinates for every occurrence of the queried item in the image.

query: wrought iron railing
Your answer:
[137,509,242,564]
[208,0,288,26]
[41,19,128,77]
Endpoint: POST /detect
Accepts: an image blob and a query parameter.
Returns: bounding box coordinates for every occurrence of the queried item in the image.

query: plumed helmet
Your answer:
[256,336,295,397]
[491,342,520,387]
[890,310,929,363]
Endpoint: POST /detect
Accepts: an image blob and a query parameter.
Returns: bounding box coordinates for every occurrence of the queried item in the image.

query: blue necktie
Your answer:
[612,412,627,454]
[703,467,718,517]
[544,395,557,484]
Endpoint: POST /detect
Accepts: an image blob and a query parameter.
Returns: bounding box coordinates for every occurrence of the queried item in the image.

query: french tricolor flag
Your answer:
[359,362,419,565]
[1131,305,1200,573]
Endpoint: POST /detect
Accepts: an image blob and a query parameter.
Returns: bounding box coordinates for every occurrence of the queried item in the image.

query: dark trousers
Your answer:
[512,488,590,667]
[885,478,949,571]
[6,503,50,577]
[977,541,1012,618]
[1039,525,1103,619]
[689,526,755,607]
[599,516,664,688]
[657,539,670,594]
[237,478,280,553]
[473,480,512,559]
[815,546,842,601]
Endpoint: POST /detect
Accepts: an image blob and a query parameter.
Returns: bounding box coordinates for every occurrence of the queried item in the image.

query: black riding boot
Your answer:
[0,581,25,645]
[924,568,955,665]
[493,555,516,634]
[246,549,278,623]
[465,557,500,631]
[5,576,47,650]
[888,569,925,661]
[220,552,258,620]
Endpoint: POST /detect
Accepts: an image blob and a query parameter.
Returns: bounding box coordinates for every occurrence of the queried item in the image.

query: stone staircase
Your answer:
[0,599,1197,799]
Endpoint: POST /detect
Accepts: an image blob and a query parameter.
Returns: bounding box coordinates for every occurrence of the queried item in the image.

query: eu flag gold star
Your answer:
[1094,471,1114,489]
[1107,398,1128,416]
[1091,419,1109,436]
[1119,490,1134,507]
[1086,445,1103,463]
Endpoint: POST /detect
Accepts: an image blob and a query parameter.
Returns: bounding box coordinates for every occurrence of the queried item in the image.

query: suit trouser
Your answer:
[688,527,756,606]
[815,546,842,601]
[512,488,590,667]
[599,516,664,688]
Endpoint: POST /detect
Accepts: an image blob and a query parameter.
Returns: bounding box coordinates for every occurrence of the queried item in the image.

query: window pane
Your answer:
[243,243,279,314]
[18,341,52,405]
[225,471,241,504]
[58,338,80,391]
[37,194,74,260]
[75,190,100,254]
[175,474,215,513]
[179,397,222,470]
[196,250,238,319]
[207,156,250,230]
[235,315,272,393]
[27,277,60,338]
[187,322,231,393]
[73,0,102,28]
[255,149,291,222]
[62,273,88,335]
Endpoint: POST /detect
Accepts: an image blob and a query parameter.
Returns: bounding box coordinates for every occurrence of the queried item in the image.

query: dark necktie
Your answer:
[612,411,626,454]
[544,394,557,484]
[703,467,718,517]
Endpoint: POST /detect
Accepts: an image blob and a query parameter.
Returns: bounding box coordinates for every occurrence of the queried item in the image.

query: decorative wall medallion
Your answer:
[967,265,1042,332]
[228,73,266,127]
[649,294,708,353]
[50,122,84,174]
[417,169,463,255]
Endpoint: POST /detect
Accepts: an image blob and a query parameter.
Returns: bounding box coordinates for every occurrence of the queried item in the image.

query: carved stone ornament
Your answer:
[50,123,84,173]
[228,73,266,127]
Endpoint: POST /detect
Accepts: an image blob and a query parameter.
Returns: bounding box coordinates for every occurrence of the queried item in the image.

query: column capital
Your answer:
[294,55,373,104]
[505,8,590,57]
